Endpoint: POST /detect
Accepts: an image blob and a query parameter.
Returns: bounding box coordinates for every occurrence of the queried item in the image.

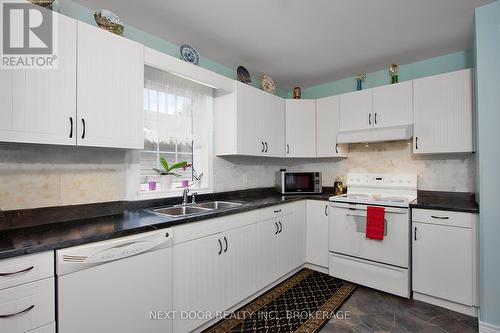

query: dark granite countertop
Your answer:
[0,188,333,260]
[410,190,479,214]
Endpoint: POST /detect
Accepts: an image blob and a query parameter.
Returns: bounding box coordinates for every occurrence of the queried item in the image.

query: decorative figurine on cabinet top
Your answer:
[355,73,366,91]
[390,64,399,84]
[293,86,301,99]
[261,74,276,94]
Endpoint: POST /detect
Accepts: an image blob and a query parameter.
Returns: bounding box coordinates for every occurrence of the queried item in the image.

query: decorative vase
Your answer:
[293,86,301,99]
[159,175,173,191]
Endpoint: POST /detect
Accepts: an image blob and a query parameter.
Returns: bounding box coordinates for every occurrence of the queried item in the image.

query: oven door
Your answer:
[328,202,409,268]
[283,172,317,193]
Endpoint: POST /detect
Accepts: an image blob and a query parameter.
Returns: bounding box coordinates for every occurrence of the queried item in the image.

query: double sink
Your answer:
[152,201,244,218]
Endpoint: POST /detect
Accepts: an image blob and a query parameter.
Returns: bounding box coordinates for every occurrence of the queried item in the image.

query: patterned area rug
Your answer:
[203,269,357,333]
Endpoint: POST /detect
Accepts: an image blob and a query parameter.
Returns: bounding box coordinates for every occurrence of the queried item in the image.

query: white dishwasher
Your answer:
[56,229,173,333]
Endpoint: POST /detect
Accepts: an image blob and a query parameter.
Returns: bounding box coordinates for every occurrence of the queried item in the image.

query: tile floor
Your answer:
[321,287,478,333]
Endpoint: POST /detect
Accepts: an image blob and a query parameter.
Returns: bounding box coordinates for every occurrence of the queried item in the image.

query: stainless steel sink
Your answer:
[153,206,212,217]
[195,201,243,210]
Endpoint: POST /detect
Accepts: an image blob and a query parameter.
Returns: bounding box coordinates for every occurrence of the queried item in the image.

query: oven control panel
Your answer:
[346,173,417,189]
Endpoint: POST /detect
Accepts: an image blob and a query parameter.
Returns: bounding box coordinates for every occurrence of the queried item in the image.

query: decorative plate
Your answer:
[28,0,55,7]
[180,44,199,65]
[261,74,276,94]
[94,10,124,35]
[237,66,251,84]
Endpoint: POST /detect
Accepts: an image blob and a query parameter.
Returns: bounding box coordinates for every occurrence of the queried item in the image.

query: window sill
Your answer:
[137,187,213,200]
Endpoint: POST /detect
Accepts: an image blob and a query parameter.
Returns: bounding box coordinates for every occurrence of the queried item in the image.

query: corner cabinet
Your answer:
[285,99,316,157]
[316,96,347,157]
[77,22,144,149]
[413,69,474,154]
[0,11,77,146]
[215,82,285,157]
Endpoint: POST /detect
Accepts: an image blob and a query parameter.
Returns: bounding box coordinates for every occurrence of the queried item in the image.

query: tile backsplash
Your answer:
[0,140,475,210]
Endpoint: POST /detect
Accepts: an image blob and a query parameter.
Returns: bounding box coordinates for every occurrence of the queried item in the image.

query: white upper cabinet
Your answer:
[0,12,77,146]
[339,89,373,132]
[77,22,144,149]
[215,82,285,157]
[285,99,316,157]
[373,81,413,128]
[262,92,285,157]
[316,95,347,157]
[413,69,474,154]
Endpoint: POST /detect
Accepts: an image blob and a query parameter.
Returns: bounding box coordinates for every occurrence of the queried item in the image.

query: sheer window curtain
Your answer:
[141,66,213,191]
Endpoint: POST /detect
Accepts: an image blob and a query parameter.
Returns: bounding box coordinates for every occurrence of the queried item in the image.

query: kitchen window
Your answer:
[140,66,213,193]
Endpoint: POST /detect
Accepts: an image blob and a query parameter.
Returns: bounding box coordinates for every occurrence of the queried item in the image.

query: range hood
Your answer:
[337,124,413,144]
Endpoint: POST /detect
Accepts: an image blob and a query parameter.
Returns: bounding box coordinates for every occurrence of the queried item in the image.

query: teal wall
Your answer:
[57,0,289,97]
[475,0,500,327]
[298,50,474,99]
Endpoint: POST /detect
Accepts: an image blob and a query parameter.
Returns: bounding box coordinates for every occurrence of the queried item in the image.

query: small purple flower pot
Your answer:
[148,181,157,191]
[181,180,189,188]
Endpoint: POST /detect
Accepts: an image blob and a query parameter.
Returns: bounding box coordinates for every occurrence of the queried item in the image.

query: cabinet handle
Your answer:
[374,112,377,124]
[335,144,339,154]
[0,266,34,276]
[431,215,449,220]
[218,239,222,255]
[261,142,265,153]
[415,137,418,150]
[265,142,268,153]
[69,117,73,138]
[369,113,371,125]
[286,144,290,155]
[275,222,279,235]
[274,209,282,213]
[414,226,417,241]
[325,205,328,216]
[223,236,228,253]
[278,221,283,233]
[81,118,86,139]
[0,305,35,319]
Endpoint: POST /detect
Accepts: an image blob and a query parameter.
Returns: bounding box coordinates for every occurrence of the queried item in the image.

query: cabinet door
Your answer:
[339,89,373,131]
[173,233,223,333]
[413,69,474,153]
[412,222,473,305]
[306,200,329,268]
[235,82,264,155]
[0,13,76,146]
[285,99,316,157]
[77,22,144,149]
[316,96,347,157]
[220,223,258,310]
[373,81,413,128]
[277,213,305,277]
[262,93,285,157]
[255,219,279,289]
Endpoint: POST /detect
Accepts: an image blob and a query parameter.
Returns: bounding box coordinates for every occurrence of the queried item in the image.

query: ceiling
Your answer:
[75,0,492,89]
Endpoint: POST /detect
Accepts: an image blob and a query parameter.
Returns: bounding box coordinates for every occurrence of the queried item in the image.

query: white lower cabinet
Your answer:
[173,232,224,333]
[0,278,55,333]
[173,203,306,332]
[412,209,479,314]
[306,200,329,268]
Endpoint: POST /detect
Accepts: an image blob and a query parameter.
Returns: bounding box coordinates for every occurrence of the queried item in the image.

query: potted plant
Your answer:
[153,158,189,190]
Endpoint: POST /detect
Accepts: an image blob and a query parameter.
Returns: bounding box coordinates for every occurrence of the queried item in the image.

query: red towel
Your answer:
[366,206,385,240]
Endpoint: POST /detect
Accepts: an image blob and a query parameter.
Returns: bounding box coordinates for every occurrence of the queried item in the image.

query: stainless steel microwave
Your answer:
[275,171,322,194]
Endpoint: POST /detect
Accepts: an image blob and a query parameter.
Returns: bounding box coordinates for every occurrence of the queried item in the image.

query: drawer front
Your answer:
[412,209,475,228]
[27,322,55,333]
[0,252,54,290]
[0,278,55,333]
[259,203,293,221]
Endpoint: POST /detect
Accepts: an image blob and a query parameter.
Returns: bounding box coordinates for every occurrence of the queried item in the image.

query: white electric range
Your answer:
[328,173,417,298]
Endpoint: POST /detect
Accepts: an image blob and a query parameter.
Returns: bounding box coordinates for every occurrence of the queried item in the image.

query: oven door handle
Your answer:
[331,204,408,214]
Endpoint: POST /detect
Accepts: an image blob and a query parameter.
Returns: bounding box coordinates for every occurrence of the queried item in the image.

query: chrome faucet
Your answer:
[191,192,198,204]
[182,187,190,205]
